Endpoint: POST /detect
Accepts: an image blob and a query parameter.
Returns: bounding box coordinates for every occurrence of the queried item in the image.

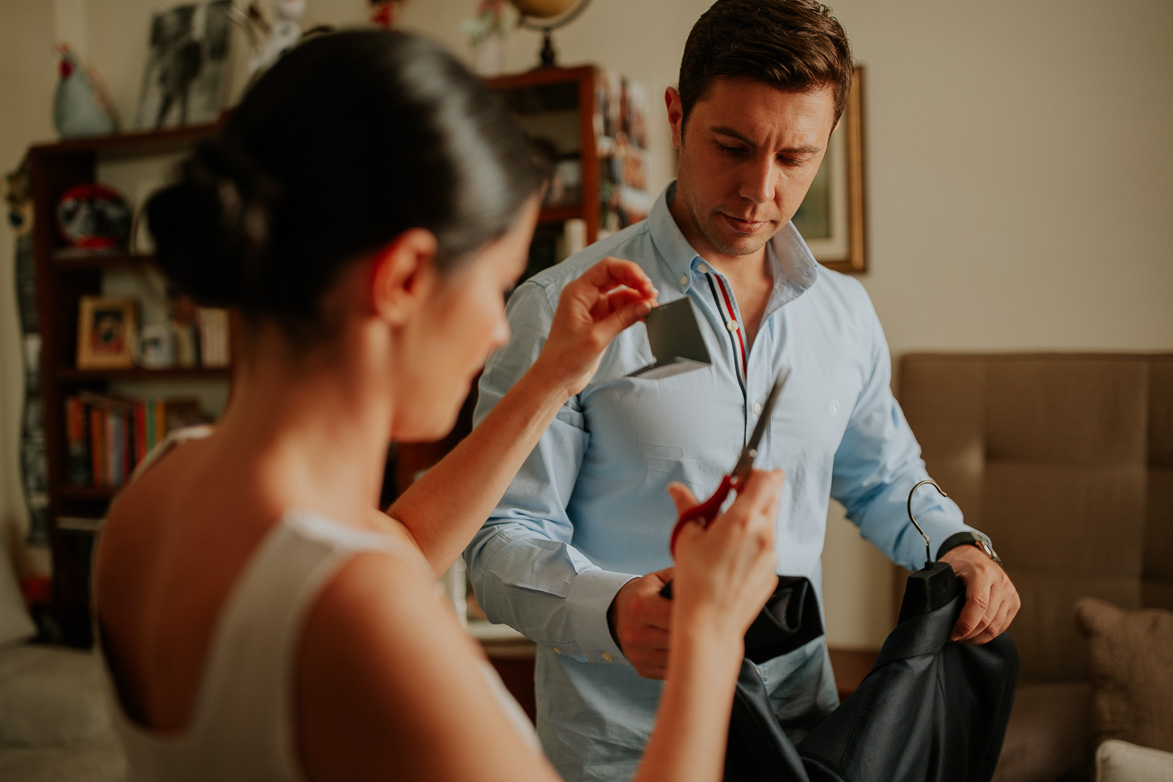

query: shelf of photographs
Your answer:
[71,282,233,374]
[29,125,232,646]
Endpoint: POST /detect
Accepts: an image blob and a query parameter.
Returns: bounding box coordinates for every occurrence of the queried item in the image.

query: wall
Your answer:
[1,0,1170,648]
[0,0,59,576]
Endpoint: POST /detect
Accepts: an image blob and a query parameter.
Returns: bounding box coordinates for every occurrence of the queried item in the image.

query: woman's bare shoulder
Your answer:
[293,550,556,781]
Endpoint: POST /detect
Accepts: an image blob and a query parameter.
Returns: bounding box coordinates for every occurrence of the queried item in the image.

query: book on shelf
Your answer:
[63,392,210,489]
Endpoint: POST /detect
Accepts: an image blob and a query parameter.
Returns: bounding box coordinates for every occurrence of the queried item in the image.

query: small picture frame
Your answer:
[77,296,138,369]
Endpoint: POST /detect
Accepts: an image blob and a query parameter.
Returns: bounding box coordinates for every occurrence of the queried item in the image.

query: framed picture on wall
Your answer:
[77,296,138,369]
[793,65,867,273]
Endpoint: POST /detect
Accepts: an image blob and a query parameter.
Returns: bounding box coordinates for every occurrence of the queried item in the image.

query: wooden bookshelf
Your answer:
[486,65,604,248]
[28,122,229,647]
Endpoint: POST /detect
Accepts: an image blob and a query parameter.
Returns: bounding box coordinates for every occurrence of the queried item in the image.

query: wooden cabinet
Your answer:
[27,123,231,647]
[487,65,605,255]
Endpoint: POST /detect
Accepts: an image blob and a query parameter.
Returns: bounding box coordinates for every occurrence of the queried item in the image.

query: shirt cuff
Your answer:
[565,568,639,664]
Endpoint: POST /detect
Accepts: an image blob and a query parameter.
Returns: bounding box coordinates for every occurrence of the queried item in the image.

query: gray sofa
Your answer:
[0,535,125,781]
[898,352,1173,782]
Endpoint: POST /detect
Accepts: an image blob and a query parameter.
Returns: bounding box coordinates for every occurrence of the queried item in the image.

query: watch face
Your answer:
[57,183,131,249]
[976,536,1002,565]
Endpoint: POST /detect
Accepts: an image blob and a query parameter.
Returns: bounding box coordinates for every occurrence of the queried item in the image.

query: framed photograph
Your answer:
[77,296,138,369]
[135,1,233,130]
[793,65,867,273]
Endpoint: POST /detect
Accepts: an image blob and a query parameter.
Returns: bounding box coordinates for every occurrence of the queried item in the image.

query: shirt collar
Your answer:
[647,181,701,294]
[648,180,820,301]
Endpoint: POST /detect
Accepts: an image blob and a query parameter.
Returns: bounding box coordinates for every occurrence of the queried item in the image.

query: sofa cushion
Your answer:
[1075,597,1173,754]
[993,681,1093,782]
[1094,739,1173,782]
[0,644,115,746]
[0,736,127,782]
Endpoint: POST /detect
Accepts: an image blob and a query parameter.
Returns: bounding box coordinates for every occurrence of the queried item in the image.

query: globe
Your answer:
[509,0,578,18]
[509,0,592,67]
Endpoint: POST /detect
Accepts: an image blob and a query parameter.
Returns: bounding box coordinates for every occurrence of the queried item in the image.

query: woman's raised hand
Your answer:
[531,257,658,398]
[668,470,783,640]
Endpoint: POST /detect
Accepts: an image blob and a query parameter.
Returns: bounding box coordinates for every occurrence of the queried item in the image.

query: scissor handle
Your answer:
[668,473,738,556]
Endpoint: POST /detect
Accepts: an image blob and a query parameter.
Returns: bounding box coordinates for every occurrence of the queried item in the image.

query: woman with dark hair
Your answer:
[94,29,783,781]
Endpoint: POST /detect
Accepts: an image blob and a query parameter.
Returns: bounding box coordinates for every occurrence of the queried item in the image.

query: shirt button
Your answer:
[680,275,689,287]
[753,402,763,414]
[553,647,563,655]
[601,652,614,662]
[726,319,739,332]
[696,262,709,274]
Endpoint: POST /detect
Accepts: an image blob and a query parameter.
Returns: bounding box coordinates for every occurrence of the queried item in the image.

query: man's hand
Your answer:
[608,567,674,680]
[939,544,1021,644]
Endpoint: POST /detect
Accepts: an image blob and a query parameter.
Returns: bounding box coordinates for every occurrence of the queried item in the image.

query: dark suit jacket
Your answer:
[725,570,1018,782]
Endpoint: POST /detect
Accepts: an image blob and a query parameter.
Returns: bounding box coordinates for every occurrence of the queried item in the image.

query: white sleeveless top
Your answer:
[104,428,539,781]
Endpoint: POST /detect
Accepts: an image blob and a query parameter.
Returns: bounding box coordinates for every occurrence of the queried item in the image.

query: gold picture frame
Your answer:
[77,296,138,369]
[793,65,867,273]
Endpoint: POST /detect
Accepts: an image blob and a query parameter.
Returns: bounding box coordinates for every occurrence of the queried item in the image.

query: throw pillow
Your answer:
[1074,597,1173,754]
[1095,739,1173,782]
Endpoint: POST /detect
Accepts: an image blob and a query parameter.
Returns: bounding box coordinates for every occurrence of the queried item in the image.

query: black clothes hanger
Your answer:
[898,480,963,624]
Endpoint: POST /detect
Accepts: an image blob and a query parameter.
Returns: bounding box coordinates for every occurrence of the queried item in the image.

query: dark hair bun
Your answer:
[146,137,282,308]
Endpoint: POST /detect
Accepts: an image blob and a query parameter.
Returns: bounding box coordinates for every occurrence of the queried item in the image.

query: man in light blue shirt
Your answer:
[467,2,1020,780]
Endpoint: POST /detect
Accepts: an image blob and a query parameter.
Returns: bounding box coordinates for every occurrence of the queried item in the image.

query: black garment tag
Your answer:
[628,298,711,379]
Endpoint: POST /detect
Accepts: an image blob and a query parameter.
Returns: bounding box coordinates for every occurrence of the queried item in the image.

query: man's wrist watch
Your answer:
[938,531,1002,566]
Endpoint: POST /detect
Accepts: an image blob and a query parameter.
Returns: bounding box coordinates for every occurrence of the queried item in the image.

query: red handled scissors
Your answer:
[668,371,788,556]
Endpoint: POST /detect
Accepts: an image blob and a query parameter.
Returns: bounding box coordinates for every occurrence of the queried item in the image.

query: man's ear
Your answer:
[665,87,684,150]
[370,228,439,326]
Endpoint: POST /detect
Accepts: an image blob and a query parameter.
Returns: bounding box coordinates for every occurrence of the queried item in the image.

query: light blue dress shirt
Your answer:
[466,182,974,782]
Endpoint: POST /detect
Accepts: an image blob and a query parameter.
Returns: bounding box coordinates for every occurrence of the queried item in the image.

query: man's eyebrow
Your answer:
[710,125,822,155]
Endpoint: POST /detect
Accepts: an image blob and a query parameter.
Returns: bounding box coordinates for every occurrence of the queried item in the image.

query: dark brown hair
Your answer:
[678,0,853,130]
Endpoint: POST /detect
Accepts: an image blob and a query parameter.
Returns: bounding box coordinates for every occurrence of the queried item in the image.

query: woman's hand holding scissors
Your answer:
[669,468,783,652]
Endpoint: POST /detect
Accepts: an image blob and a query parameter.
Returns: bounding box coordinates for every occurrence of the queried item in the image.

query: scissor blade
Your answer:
[731,371,788,480]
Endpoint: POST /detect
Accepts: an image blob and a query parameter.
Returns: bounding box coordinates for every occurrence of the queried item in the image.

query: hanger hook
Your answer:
[907,479,948,568]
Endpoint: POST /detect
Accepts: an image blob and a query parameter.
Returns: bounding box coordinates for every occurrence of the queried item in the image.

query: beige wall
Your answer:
[2,0,1170,647]
[1,0,59,576]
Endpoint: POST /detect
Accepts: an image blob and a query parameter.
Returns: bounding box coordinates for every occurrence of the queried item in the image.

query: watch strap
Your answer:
[937,531,1002,566]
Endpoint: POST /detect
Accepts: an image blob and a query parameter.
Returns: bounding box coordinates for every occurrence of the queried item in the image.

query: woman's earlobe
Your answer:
[371,229,439,325]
